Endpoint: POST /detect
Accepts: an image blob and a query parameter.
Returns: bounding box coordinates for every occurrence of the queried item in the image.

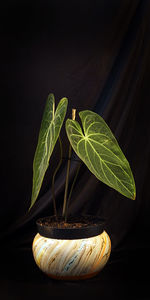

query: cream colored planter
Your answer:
[32,216,111,280]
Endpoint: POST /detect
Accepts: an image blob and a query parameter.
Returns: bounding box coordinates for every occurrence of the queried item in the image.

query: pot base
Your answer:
[47,270,99,281]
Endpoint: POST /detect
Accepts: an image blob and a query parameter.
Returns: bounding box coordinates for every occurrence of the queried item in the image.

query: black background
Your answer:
[1,0,150,299]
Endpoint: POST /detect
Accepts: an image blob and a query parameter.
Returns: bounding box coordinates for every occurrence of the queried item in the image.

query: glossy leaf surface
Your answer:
[30,94,68,209]
[66,110,136,199]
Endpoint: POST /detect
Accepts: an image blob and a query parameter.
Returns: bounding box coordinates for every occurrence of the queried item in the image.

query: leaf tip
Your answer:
[132,192,136,200]
[28,203,33,212]
[61,96,68,103]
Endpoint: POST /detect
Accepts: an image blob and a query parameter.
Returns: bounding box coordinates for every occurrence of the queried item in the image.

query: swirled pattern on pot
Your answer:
[32,231,111,280]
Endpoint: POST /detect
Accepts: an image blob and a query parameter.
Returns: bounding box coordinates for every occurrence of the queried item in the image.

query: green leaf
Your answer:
[66,110,136,200]
[30,94,68,210]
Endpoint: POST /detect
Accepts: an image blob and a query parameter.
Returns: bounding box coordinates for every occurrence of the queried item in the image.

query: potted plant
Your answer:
[30,93,136,280]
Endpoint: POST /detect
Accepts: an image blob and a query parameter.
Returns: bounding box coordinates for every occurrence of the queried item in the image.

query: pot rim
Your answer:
[36,215,106,240]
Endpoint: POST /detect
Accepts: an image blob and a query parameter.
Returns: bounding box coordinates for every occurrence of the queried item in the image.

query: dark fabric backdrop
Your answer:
[1,0,150,299]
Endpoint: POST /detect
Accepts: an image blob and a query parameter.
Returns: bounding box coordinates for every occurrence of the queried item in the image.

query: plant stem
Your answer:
[62,109,76,219]
[65,162,81,222]
[52,136,63,221]
[62,144,72,218]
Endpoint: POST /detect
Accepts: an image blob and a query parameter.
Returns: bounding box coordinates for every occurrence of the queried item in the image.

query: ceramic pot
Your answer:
[32,215,111,280]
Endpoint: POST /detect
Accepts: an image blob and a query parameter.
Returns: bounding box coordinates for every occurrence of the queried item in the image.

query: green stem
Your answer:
[52,136,63,221]
[62,108,76,220]
[62,143,72,218]
[65,162,81,222]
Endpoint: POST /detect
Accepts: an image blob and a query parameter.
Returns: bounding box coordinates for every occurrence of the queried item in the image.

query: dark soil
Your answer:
[38,215,101,229]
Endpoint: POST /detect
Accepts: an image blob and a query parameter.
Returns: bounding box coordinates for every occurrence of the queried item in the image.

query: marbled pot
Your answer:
[32,216,111,280]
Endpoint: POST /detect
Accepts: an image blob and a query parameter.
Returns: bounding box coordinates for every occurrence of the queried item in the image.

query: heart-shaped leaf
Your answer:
[30,94,68,210]
[66,110,136,200]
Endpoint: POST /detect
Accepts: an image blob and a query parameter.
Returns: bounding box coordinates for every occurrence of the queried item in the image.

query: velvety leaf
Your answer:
[30,94,68,210]
[66,110,136,200]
